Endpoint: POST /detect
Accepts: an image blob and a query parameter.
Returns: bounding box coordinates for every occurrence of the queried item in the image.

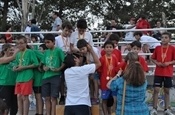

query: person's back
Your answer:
[108,62,149,115]
[114,77,148,115]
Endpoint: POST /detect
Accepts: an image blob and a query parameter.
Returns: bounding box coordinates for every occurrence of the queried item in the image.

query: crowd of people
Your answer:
[0,12,175,115]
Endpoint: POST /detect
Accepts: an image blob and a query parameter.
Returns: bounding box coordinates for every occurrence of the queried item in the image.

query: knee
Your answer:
[153,88,160,94]
[22,96,29,101]
[164,88,170,95]
[45,97,50,102]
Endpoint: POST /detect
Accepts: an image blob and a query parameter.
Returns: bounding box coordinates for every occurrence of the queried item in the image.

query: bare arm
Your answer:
[87,45,101,70]
[0,49,18,64]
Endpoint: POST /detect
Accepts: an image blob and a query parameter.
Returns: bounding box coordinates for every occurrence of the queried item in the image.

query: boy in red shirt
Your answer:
[98,40,118,115]
[101,34,122,63]
[118,40,148,73]
[150,32,175,115]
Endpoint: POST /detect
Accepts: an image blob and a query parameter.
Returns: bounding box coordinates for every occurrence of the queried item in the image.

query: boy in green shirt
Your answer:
[13,35,39,115]
[42,34,65,115]
[33,44,48,115]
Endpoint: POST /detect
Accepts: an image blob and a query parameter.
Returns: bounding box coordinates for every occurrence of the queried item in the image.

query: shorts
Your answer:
[33,86,42,94]
[153,76,173,88]
[89,72,99,80]
[42,75,61,98]
[15,80,33,95]
[101,90,112,100]
[64,105,90,115]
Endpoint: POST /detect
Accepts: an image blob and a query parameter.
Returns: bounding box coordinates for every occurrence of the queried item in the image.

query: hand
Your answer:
[38,66,42,72]
[117,69,123,76]
[162,62,170,67]
[50,68,60,72]
[156,62,164,67]
[43,66,49,71]
[13,66,24,71]
[13,48,19,54]
[87,44,93,52]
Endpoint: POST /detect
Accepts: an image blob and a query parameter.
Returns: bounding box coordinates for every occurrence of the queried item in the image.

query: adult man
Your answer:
[51,11,62,32]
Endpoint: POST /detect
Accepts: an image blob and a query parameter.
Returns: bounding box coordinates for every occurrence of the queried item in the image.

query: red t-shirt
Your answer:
[98,54,118,90]
[5,33,12,43]
[151,45,175,77]
[136,19,151,35]
[117,56,148,72]
[101,49,122,63]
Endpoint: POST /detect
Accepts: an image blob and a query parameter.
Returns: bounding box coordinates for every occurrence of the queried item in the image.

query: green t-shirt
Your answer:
[0,61,17,85]
[33,50,44,86]
[15,49,39,82]
[42,47,65,79]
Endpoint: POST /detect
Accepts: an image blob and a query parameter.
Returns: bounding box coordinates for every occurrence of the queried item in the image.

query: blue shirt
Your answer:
[110,77,149,115]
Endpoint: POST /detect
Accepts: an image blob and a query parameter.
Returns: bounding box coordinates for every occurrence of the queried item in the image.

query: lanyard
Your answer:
[105,55,113,80]
[19,49,26,66]
[161,45,169,62]
[61,35,69,51]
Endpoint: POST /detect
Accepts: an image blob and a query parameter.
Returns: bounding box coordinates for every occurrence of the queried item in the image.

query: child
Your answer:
[101,34,122,63]
[70,19,93,52]
[33,44,48,115]
[42,34,65,115]
[13,35,39,115]
[31,35,39,50]
[118,40,148,73]
[55,21,73,53]
[107,62,149,115]
[99,40,118,115]
[150,32,175,115]
[0,44,18,115]
[77,39,101,104]
[63,44,101,115]
[55,22,73,104]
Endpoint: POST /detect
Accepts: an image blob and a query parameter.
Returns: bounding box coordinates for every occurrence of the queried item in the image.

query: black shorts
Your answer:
[33,86,42,94]
[42,75,61,98]
[64,105,90,115]
[153,76,173,88]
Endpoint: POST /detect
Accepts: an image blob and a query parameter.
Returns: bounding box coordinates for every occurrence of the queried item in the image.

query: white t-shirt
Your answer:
[65,64,96,106]
[140,35,160,49]
[52,17,62,31]
[70,31,94,49]
[55,35,70,52]
[86,47,100,63]
[124,25,135,41]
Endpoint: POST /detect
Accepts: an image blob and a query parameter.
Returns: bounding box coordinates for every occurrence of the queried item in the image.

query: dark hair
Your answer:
[123,62,145,86]
[16,35,27,43]
[31,35,38,42]
[0,36,7,43]
[133,31,143,37]
[77,19,87,29]
[124,52,139,62]
[64,52,83,68]
[44,34,55,42]
[31,19,37,24]
[161,32,172,39]
[108,34,119,42]
[5,25,11,31]
[77,39,88,49]
[53,11,59,16]
[131,40,142,48]
[103,40,114,48]
[62,21,73,30]
[1,43,12,56]
[0,98,8,115]
[39,43,48,50]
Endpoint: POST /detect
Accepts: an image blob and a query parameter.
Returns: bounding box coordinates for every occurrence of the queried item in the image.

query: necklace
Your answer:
[19,49,26,66]
[161,45,169,62]
[105,55,113,80]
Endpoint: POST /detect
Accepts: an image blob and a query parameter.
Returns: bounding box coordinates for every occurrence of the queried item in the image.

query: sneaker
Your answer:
[150,108,157,115]
[164,109,174,115]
